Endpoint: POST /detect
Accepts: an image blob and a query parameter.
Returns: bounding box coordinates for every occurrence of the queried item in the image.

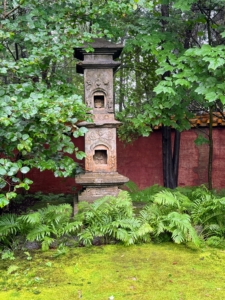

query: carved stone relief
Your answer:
[107,97,113,110]
[84,69,113,112]
[86,128,114,143]
[108,155,116,171]
[85,128,117,172]
[85,155,92,172]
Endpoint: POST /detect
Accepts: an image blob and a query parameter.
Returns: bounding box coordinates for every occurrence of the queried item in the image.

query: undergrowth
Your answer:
[1,184,225,259]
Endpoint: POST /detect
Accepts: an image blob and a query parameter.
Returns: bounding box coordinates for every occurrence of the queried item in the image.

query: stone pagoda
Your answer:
[74,38,129,203]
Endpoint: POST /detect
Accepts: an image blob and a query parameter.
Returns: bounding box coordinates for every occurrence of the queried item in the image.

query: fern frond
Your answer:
[136,223,153,236]
[0,214,20,237]
[26,225,51,242]
[19,212,41,225]
[62,221,82,235]
[167,212,199,246]
[124,181,139,193]
[115,228,130,243]
[78,228,93,246]
[154,190,180,208]
[41,236,55,251]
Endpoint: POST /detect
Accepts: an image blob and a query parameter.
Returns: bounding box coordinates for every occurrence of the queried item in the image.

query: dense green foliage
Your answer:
[76,191,152,246]
[130,184,225,247]
[113,0,225,188]
[0,0,136,207]
[115,0,225,139]
[2,185,225,258]
[1,0,225,202]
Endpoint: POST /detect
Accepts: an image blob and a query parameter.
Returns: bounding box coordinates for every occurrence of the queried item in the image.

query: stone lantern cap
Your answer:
[74,38,123,74]
[74,38,123,60]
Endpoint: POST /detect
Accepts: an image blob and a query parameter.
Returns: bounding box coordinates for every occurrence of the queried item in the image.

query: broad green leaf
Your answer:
[20,167,30,174]
[0,195,9,208]
[0,167,7,176]
[76,151,86,160]
[208,58,225,70]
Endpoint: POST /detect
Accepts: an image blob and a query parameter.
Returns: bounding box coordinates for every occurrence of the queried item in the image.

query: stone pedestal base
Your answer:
[75,172,129,203]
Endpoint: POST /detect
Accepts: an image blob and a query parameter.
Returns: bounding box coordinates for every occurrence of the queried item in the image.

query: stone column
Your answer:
[74,39,129,203]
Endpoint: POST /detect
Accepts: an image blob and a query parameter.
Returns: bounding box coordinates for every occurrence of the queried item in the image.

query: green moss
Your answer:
[1,243,225,299]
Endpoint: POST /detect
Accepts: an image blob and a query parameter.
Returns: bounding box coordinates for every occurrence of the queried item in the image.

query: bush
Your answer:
[0,204,82,251]
[75,191,153,246]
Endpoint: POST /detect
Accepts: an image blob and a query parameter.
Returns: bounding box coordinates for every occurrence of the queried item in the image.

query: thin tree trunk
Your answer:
[160,3,179,189]
[173,129,180,186]
[206,13,213,190]
[162,126,177,189]
[208,106,213,190]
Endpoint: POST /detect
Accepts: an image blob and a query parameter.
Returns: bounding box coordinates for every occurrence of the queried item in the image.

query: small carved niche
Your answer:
[94,94,105,109]
[93,150,107,164]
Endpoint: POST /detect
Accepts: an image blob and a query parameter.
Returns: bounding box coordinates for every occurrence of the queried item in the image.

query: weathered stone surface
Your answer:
[84,128,117,172]
[74,38,123,62]
[77,113,121,127]
[76,172,129,186]
[74,38,128,205]
[78,186,120,202]
[84,69,114,113]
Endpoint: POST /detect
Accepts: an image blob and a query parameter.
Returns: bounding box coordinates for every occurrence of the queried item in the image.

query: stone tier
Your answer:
[76,172,129,186]
[76,172,129,203]
[78,114,122,128]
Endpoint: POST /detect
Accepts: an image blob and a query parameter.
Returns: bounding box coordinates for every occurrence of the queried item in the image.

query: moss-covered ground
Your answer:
[0,243,225,300]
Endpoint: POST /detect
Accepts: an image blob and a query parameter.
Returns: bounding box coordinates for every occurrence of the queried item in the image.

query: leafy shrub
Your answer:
[139,190,199,246]
[205,236,225,248]
[4,192,74,214]
[191,188,225,241]
[0,214,22,249]
[0,204,82,251]
[128,183,164,203]
[75,191,152,246]
[2,185,225,255]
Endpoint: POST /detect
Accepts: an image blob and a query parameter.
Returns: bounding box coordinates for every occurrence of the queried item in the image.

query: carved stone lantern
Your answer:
[74,39,129,202]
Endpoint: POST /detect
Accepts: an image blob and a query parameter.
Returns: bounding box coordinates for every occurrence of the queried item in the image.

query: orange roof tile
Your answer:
[189,113,225,128]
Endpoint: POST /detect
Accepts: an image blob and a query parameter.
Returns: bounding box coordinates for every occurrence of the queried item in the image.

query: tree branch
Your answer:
[3,5,20,19]
[3,42,17,61]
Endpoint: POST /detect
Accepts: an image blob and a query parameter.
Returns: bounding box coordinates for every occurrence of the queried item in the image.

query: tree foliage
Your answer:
[1,0,225,204]
[0,0,134,206]
[115,0,225,188]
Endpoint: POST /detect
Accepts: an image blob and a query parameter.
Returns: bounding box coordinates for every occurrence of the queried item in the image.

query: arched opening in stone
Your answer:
[94,94,105,109]
[93,150,107,165]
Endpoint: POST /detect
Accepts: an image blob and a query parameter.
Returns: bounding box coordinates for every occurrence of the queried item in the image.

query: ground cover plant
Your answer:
[1,185,225,256]
[0,185,225,298]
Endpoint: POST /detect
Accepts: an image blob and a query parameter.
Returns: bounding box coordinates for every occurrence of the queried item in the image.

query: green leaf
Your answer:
[205,92,217,102]
[76,151,86,160]
[20,166,30,174]
[194,134,209,146]
[0,167,7,176]
[208,58,225,70]
[0,194,9,208]
[17,144,24,151]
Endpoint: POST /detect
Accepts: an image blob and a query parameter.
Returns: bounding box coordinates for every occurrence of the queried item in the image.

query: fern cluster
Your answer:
[75,191,152,246]
[0,192,153,252]
[126,182,163,203]
[130,184,225,248]
[139,190,199,245]
[0,204,82,251]
[1,185,225,256]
